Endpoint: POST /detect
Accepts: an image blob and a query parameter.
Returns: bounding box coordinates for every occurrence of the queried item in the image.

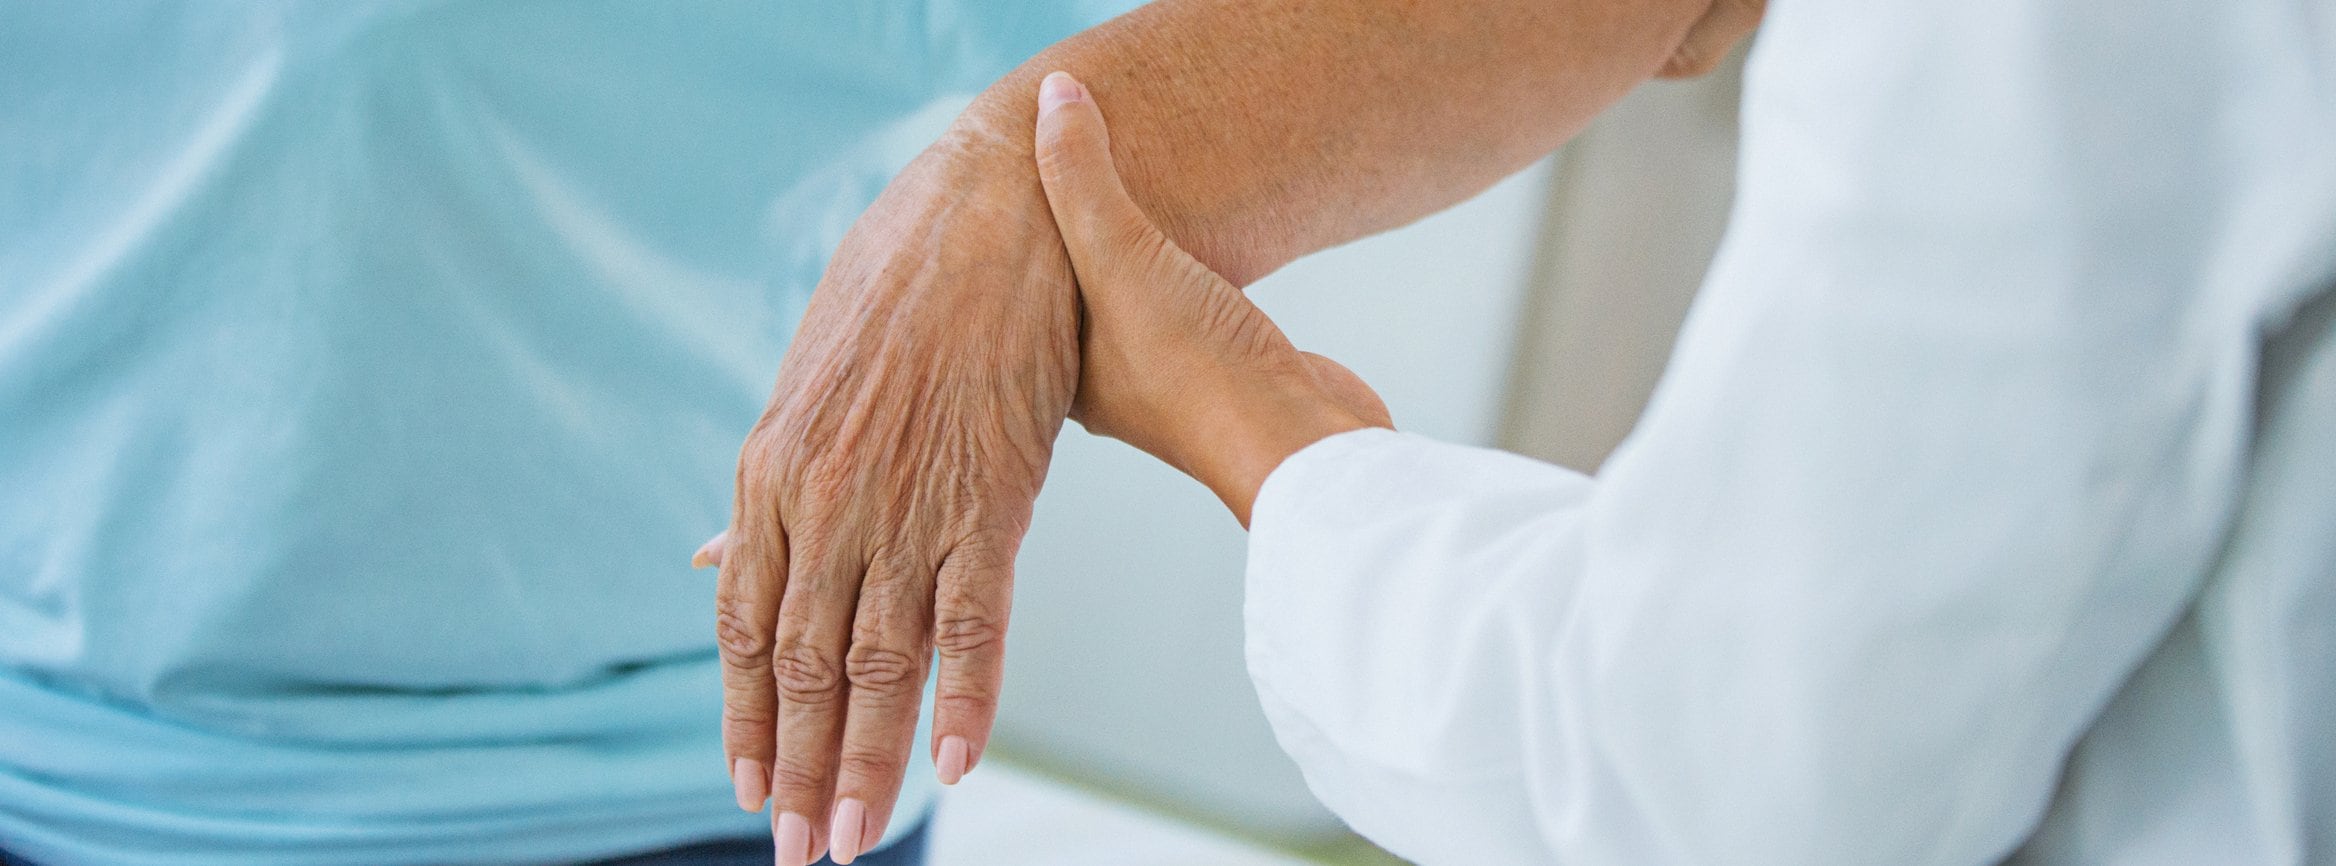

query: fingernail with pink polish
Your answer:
[691,536,721,569]
[828,798,866,864]
[937,735,970,785]
[730,758,766,812]
[774,812,812,866]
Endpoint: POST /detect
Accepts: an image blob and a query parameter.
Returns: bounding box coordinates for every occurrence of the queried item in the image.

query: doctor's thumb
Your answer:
[1033,71,1170,281]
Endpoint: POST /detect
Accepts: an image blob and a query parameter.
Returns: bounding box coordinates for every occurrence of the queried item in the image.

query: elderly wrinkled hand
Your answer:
[1031,72,1390,525]
[692,117,1080,864]
[692,74,1391,864]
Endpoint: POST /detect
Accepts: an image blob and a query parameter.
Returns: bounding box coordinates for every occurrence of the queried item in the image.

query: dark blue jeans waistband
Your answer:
[0,811,931,866]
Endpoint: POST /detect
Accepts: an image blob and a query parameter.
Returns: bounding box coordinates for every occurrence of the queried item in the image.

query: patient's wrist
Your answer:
[959,65,1296,289]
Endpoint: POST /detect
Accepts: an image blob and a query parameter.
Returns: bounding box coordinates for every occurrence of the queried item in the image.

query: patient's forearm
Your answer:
[951,0,1711,286]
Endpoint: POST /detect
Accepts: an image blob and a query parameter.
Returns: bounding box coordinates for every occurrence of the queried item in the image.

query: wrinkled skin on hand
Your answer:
[708,127,1079,864]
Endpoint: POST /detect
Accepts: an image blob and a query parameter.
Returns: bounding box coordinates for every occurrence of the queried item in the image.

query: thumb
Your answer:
[1032,71,1169,279]
[690,530,727,569]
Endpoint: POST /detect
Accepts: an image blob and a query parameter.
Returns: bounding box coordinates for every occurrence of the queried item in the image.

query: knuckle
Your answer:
[772,643,846,705]
[934,611,1005,657]
[937,688,996,715]
[724,702,775,732]
[844,643,924,696]
[768,756,829,796]
[714,595,772,668]
[935,689,997,726]
[838,745,906,785]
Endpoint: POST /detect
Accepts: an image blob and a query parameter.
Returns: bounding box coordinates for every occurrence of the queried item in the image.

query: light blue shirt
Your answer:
[0,4,1117,864]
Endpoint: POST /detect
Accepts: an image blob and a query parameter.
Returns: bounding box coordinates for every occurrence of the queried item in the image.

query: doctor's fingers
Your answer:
[1033,70,1252,347]
[1032,71,1183,297]
[1658,0,1764,78]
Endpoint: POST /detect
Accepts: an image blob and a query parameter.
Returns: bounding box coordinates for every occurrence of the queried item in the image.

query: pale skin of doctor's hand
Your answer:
[1031,72,1391,524]
[688,0,1761,863]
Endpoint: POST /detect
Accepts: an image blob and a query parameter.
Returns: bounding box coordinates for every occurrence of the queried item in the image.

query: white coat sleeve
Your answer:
[1241,0,2336,862]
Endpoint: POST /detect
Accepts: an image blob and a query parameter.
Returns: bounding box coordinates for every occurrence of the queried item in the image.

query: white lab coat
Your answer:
[1242,0,2336,863]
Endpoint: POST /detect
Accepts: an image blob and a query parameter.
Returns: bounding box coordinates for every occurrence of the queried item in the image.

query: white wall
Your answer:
[1500,56,1745,472]
[996,159,1554,839]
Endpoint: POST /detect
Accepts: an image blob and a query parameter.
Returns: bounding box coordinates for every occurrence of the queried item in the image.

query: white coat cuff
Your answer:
[1243,428,1596,862]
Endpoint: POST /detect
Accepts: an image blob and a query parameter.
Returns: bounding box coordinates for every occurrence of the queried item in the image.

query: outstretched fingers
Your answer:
[824,551,935,864]
[929,540,1016,787]
[767,531,866,866]
[713,523,783,814]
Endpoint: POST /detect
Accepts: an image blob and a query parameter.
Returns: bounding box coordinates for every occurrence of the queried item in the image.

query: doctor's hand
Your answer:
[1033,72,1391,526]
